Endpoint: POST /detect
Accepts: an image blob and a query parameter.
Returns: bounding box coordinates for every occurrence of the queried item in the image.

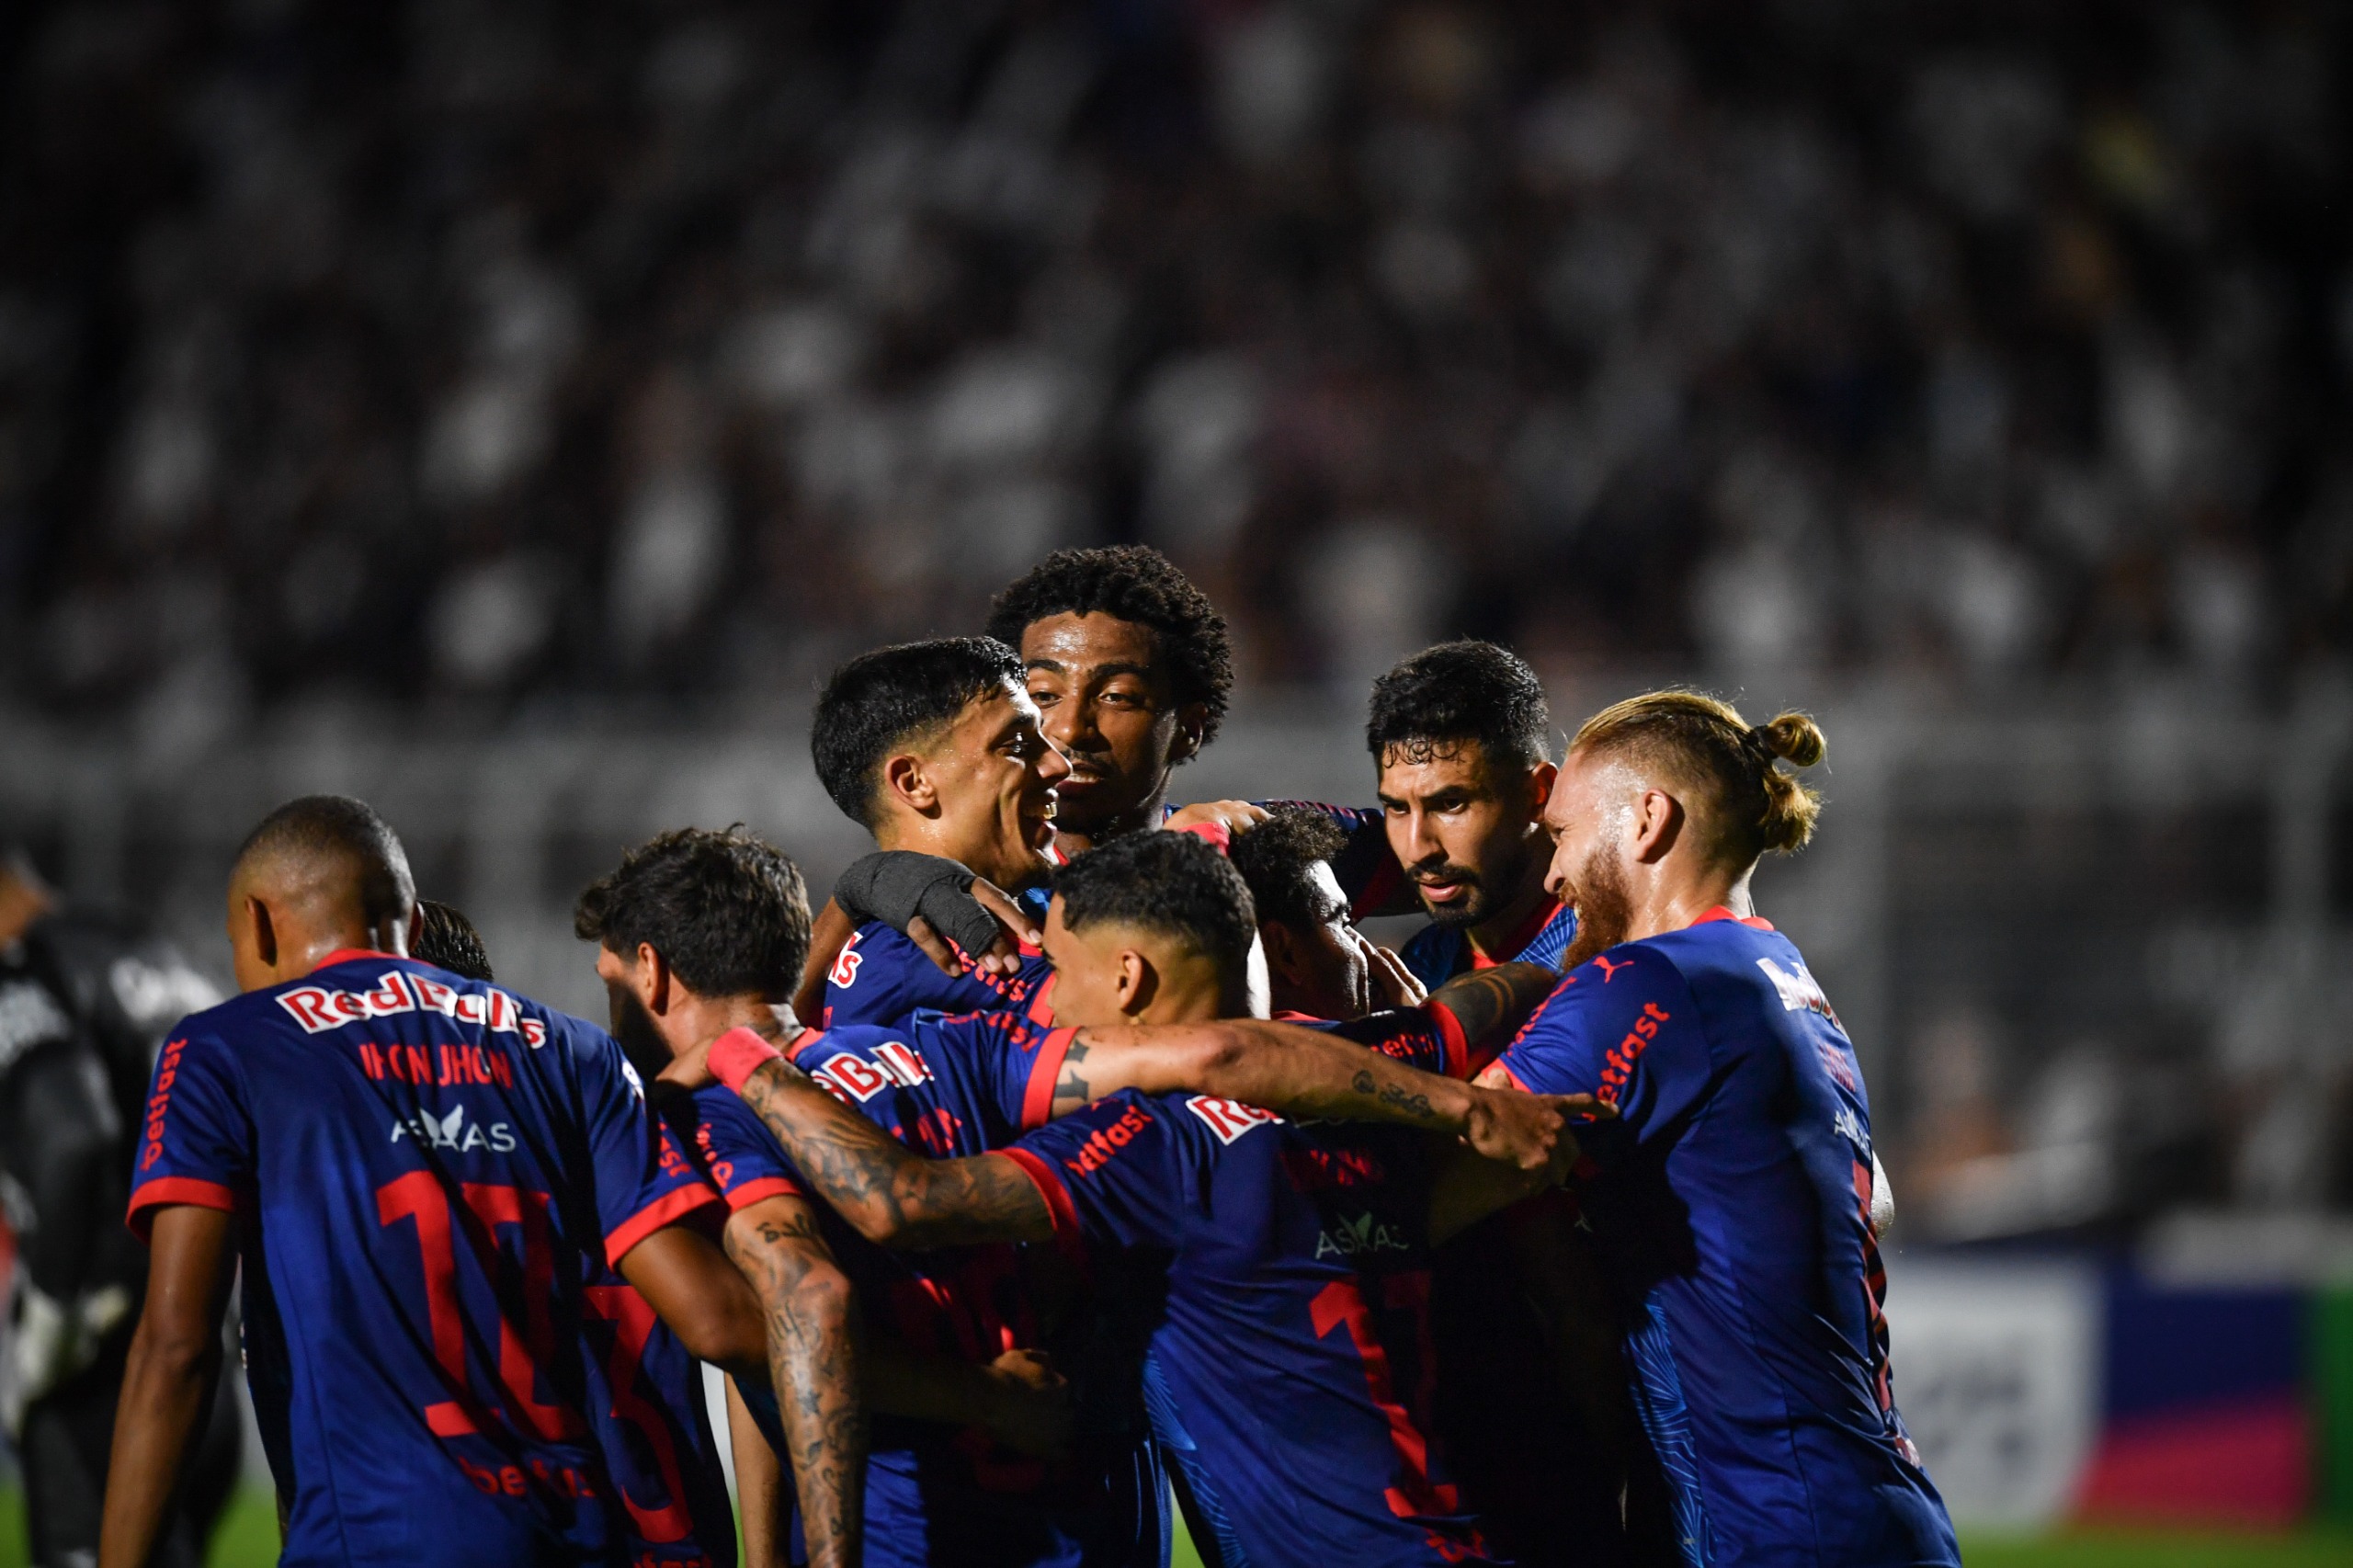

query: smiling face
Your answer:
[1376,739,1554,929]
[880,681,1068,890]
[1019,613,1204,842]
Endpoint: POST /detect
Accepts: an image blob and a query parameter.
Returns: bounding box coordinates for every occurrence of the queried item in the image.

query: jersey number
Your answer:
[375,1174,580,1443]
[582,1286,697,1543]
[1311,1274,1457,1520]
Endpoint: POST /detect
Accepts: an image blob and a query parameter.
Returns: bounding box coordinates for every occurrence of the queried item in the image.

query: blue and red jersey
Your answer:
[1005,1059,1502,1568]
[686,1012,1163,1568]
[1400,896,1577,994]
[128,951,733,1568]
[1495,912,1959,1568]
[822,920,1059,1032]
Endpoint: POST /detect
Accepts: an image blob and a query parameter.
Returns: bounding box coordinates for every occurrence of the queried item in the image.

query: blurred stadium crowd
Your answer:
[1,0,2348,739]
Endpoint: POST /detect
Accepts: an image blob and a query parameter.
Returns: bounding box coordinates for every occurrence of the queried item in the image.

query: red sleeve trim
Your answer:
[1021,1027,1078,1130]
[723,1176,803,1211]
[1170,820,1233,855]
[1492,1062,1534,1094]
[606,1183,722,1267]
[1424,1000,1471,1080]
[1024,972,1060,1028]
[127,1177,237,1242]
[999,1146,1085,1266]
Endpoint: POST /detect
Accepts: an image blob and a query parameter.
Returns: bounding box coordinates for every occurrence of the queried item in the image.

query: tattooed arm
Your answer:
[1425,961,1562,1053]
[1044,1016,1570,1171]
[722,1195,865,1568]
[735,1059,1055,1249]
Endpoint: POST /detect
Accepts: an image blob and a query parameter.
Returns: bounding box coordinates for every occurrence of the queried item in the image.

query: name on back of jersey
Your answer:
[277,967,548,1047]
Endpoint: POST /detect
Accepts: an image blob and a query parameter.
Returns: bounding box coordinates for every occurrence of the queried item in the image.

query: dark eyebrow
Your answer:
[1087,662,1157,682]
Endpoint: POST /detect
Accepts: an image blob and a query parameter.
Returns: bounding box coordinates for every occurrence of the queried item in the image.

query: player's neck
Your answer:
[1628,862,1752,944]
[872,818,1037,892]
[1465,853,1554,960]
[660,991,789,1060]
[1057,778,1170,857]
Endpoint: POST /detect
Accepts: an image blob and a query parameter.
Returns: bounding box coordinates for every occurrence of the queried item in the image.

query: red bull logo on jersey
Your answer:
[808,1040,931,1103]
[1757,956,1844,1030]
[830,937,863,988]
[278,969,549,1046]
[390,1102,517,1153]
[1186,1096,1282,1144]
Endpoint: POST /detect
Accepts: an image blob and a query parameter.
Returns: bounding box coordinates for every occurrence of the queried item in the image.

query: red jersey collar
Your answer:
[314,948,398,970]
[1690,905,1774,931]
[1471,896,1567,969]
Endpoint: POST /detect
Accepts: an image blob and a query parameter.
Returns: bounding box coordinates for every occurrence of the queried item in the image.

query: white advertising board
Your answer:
[1880,1254,2101,1528]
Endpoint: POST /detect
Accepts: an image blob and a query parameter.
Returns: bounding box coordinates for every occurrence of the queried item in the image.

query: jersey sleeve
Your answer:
[685,1085,807,1211]
[915,1011,1077,1133]
[999,1091,1196,1259]
[1495,948,1708,1149]
[577,1024,722,1266]
[125,1028,248,1241]
[1320,1001,1471,1079]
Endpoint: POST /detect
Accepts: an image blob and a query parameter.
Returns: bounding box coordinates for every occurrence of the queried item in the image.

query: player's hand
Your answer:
[1362,937,1427,1008]
[1461,1088,1610,1175]
[1165,800,1271,836]
[660,1036,717,1090]
[904,878,1039,980]
[977,1348,1073,1458]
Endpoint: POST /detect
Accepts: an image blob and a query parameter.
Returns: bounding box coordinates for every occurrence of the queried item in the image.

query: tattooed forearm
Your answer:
[724,1202,863,1568]
[1427,962,1558,1051]
[735,1060,1053,1248]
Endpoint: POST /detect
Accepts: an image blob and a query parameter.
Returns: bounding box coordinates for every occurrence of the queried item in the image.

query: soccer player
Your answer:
[684,833,1597,1568]
[1370,642,1576,990]
[0,844,238,1568]
[805,638,1065,1029]
[575,827,1076,1568]
[97,796,842,1568]
[1225,805,1426,1021]
[983,546,1240,855]
[1481,694,1961,1566]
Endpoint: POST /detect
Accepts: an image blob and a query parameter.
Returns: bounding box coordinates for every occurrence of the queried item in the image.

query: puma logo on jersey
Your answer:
[1314,1210,1412,1260]
[1591,955,1631,983]
[391,1103,517,1153]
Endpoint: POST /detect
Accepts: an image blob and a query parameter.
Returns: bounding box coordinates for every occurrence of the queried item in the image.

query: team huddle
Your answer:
[90,548,1959,1568]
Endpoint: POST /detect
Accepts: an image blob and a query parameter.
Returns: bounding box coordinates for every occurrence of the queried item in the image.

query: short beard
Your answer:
[607,983,674,1085]
[1555,842,1634,972]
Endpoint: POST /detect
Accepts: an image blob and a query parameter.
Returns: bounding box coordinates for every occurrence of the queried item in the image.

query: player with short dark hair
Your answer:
[1228,806,1427,1022]
[99,795,798,1568]
[801,639,1064,1029]
[983,546,1237,853]
[682,831,1597,1568]
[0,846,239,1568]
[411,899,494,982]
[1369,642,1574,989]
[1482,694,1959,1566]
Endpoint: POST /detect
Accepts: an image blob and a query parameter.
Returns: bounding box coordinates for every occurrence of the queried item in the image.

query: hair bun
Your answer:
[1756,712,1826,769]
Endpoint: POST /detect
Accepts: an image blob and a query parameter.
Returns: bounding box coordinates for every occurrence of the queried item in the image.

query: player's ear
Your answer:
[1631,789,1684,863]
[1167,702,1209,766]
[248,896,279,970]
[881,752,938,816]
[1115,949,1155,1019]
[633,942,671,1015]
[1527,760,1557,813]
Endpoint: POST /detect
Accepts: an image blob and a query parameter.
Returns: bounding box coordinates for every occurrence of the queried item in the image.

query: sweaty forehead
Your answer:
[1019,612,1163,681]
[944,680,1033,743]
[1377,740,1496,796]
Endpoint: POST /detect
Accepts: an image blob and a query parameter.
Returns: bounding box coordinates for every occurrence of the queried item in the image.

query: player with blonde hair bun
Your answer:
[1482,690,1960,1568]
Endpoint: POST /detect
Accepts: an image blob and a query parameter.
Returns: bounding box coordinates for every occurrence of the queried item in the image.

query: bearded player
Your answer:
[1482,695,1958,1567]
[683,832,1597,1568]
